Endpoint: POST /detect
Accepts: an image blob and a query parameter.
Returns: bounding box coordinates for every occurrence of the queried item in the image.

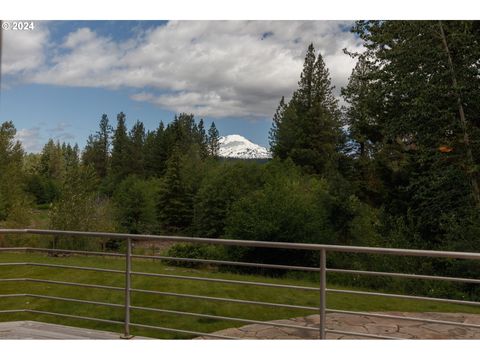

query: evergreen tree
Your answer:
[341,55,386,205]
[269,96,286,151]
[98,114,112,175]
[295,43,317,111]
[40,140,66,183]
[197,119,209,159]
[270,44,343,175]
[342,55,382,159]
[128,120,146,177]
[82,135,97,167]
[82,114,112,178]
[170,113,196,153]
[144,130,156,177]
[110,112,130,183]
[156,148,193,234]
[145,122,168,177]
[62,143,80,171]
[207,122,220,158]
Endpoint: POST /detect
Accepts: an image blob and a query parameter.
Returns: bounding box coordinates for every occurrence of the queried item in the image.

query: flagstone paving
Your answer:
[196,312,480,340]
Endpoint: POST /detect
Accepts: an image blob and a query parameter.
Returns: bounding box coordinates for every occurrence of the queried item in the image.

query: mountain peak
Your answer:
[219,134,271,159]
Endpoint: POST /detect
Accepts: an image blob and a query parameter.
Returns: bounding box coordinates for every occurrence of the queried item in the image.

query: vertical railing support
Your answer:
[122,238,133,339]
[319,249,327,339]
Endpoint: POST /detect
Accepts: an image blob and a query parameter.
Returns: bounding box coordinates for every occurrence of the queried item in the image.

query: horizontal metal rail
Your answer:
[327,288,480,307]
[26,278,124,292]
[1,288,316,311]
[0,264,317,291]
[3,228,480,259]
[326,308,480,330]
[0,261,125,274]
[27,294,124,309]
[328,268,480,284]
[24,262,125,274]
[0,278,27,282]
[131,305,318,331]
[132,254,319,272]
[0,278,317,330]
[0,262,28,266]
[326,329,401,340]
[130,288,318,310]
[1,283,317,332]
[0,246,124,258]
[129,322,238,340]
[0,248,29,252]
[25,247,125,258]
[0,309,26,314]
[1,304,315,336]
[0,294,26,299]
[27,309,125,326]
[1,246,318,272]
[4,259,478,287]
[0,277,316,310]
[8,260,477,295]
[131,270,319,291]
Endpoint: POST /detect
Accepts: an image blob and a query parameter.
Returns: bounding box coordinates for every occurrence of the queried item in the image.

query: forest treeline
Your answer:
[1,21,480,278]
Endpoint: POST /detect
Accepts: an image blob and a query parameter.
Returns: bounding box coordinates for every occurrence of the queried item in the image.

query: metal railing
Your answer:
[1,228,480,339]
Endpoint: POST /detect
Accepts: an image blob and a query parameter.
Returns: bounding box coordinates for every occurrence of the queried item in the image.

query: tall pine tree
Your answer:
[82,114,111,178]
[341,55,386,205]
[156,147,193,234]
[110,112,130,183]
[207,122,220,158]
[128,120,146,177]
[270,44,343,175]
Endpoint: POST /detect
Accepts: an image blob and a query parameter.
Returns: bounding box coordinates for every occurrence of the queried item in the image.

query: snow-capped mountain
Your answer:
[219,135,271,159]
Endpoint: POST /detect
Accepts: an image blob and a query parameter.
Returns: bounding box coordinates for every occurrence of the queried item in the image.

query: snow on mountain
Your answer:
[218,135,271,159]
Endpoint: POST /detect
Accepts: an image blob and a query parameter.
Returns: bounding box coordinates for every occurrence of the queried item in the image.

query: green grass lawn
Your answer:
[1,251,480,339]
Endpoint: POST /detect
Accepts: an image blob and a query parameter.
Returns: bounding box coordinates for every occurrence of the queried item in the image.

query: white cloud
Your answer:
[14,122,74,153]
[15,127,42,153]
[12,21,363,119]
[1,22,49,75]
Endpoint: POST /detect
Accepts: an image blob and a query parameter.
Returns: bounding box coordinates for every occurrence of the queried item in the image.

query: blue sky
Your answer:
[0,20,362,152]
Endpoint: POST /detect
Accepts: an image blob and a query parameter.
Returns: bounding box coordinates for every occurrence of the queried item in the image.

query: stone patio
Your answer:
[196,312,480,339]
[3,313,480,339]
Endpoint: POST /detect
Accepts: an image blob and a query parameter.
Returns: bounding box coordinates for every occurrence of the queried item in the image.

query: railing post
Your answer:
[122,238,133,339]
[319,249,327,339]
